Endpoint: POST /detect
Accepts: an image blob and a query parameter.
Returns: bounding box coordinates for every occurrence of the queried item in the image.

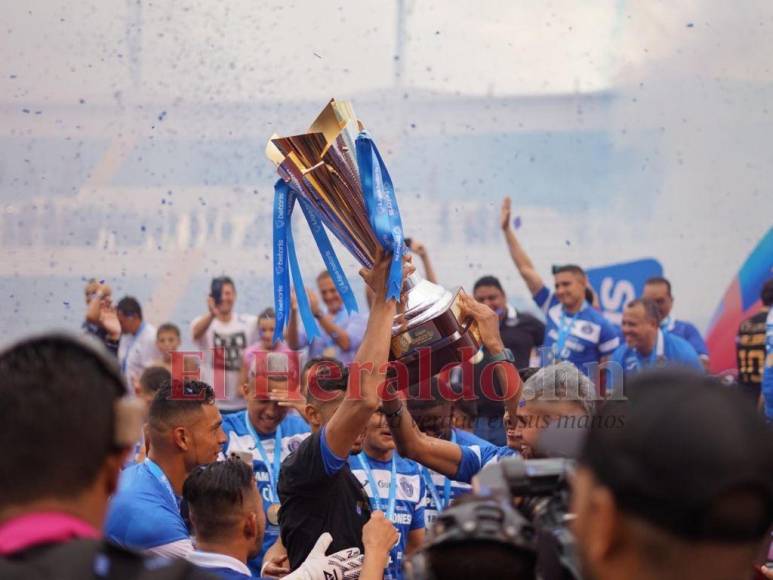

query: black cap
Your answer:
[579,369,773,542]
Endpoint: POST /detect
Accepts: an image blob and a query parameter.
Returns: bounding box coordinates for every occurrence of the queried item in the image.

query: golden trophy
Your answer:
[268,99,479,386]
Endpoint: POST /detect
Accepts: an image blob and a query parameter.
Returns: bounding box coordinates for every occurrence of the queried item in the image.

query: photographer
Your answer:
[572,370,773,580]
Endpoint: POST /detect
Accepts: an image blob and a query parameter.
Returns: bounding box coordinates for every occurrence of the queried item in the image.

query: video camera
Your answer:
[474,456,581,580]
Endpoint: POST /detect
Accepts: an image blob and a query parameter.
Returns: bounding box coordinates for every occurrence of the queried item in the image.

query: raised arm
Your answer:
[324,250,412,458]
[308,290,352,351]
[409,239,438,285]
[500,197,544,296]
[191,296,218,341]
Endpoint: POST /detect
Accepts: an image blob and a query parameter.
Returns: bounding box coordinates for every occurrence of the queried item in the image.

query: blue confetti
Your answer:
[513,216,522,229]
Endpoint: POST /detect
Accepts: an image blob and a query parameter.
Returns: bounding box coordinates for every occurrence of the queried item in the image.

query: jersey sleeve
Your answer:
[453,442,501,484]
[598,319,621,355]
[278,429,340,497]
[532,285,552,313]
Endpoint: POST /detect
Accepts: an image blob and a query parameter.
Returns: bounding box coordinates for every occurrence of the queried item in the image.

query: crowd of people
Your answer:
[1,197,772,580]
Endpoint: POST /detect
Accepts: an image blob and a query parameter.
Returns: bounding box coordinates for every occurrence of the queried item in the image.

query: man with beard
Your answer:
[105,380,227,557]
[572,370,773,580]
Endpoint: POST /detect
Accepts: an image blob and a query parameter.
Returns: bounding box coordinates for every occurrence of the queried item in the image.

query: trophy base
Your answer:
[389,283,480,388]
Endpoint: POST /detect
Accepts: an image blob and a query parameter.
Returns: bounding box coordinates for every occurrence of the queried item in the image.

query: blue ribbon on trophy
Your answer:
[295,194,359,315]
[272,178,360,343]
[355,130,405,301]
[272,179,319,343]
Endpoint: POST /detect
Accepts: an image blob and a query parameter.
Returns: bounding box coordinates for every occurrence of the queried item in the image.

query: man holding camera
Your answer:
[192,276,258,411]
[572,370,773,580]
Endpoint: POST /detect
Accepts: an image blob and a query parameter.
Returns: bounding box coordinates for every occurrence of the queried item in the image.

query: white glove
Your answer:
[284,533,363,580]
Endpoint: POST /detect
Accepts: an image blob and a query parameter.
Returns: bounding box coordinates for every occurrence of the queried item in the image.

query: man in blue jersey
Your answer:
[499,197,620,373]
[184,458,368,580]
[763,305,773,420]
[222,353,310,575]
[105,380,227,557]
[607,299,702,395]
[349,409,425,580]
[287,270,368,365]
[643,276,710,370]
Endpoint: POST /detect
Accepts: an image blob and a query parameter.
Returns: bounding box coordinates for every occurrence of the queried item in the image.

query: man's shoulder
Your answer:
[234,313,258,326]
[674,319,701,336]
[394,453,422,476]
[665,332,699,357]
[283,429,321,466]
[739,310,768,333]
[281,414,311,436]
[221,411,248,435]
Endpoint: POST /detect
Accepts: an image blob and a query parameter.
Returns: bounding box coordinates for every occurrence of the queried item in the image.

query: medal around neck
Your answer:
[267,99,480,386]
[267,503,281,526]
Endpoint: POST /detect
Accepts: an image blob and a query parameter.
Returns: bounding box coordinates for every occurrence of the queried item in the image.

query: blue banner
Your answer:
[355,131,405,301]
[587,258,663,326]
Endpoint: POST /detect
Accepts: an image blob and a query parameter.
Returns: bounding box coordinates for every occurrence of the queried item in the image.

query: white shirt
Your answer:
[118,322,159,391]
[191,313,257,410]
[186,550,251,576]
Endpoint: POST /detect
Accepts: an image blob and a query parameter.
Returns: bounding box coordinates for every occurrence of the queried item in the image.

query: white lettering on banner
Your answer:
[600,278,635,326]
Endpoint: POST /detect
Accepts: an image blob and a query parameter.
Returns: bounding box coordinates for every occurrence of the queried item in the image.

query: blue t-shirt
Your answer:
[298,308,367,364]
[349,452,425,580]
[607,330,702,392]
[661,316,709,357]
[533,286,620,372]
[423,429,515,525]
[222,411,310,574]
[105,461,189,551]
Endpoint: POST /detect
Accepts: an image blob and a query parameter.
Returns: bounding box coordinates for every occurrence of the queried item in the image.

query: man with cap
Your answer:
[571,369,773,580]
